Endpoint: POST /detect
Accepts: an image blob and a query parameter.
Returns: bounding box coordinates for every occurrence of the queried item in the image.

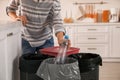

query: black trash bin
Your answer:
[19,53,54,80]
[69,53,102,80]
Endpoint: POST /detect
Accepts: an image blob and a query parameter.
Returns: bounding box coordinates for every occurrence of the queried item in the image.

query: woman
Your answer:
[6,0,71,54]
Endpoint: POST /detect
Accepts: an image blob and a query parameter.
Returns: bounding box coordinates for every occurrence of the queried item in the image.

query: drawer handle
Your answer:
[7,32,13,37]
[88,38,97,40]
[87,48,97,50]
[88,29,97,31]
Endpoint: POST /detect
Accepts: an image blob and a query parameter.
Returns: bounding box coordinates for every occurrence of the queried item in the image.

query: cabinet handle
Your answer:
[88,38,97,40]
[88,29,97,31]
[7,32,13,37]
[87,48,97,50]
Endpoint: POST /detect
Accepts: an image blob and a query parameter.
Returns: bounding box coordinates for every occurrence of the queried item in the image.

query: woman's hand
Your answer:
[56,32,71,49]
[15,16,27,26]
[8,12,27,26]
[58,39,71,49]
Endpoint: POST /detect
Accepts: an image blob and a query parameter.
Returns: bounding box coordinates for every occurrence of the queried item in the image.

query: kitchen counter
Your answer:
[0,20,21,31]
[64,22,120,26]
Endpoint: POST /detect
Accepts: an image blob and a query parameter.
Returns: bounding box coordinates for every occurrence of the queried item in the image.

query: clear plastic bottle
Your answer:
[55,35,69,64]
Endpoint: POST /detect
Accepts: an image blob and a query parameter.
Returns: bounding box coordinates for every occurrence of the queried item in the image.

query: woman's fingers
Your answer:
[20,16,27,26]
[16,16,27,26]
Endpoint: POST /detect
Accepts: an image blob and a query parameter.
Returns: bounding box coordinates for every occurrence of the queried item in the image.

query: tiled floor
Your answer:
[99,62,120,80]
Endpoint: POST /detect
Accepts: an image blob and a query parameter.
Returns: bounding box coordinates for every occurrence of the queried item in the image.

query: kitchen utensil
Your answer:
[109,8,119,22]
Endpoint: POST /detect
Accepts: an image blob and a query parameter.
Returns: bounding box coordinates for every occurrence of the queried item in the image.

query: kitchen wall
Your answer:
[60,0,120,20]
[0,0,11,20]
[0,0,120,20]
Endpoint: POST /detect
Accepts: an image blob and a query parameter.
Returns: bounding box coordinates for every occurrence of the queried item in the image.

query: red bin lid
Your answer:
[40,46,80,57]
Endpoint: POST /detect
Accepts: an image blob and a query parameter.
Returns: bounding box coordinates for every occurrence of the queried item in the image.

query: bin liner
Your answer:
[36,57,81,80]
[69,53,102,73]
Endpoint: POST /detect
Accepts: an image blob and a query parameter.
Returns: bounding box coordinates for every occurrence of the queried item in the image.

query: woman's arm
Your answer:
[52,0,71,48]
[6,0,27,25]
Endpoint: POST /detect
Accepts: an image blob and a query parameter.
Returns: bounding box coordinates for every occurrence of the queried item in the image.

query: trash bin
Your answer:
[69,53,102,80]
[36,57,81,80]
[19,53,54,80]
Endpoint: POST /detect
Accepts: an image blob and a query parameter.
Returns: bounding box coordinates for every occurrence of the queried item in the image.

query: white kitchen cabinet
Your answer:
[64,25,109,58]
[5,27,21,80]
[0,31,7,80]
[54,23,120,61]
[0,21,21,80]
[64,23,120,61]
[110,26,120,58]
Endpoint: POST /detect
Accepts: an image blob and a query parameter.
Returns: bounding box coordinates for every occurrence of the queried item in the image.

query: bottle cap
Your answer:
[64,35,69,39]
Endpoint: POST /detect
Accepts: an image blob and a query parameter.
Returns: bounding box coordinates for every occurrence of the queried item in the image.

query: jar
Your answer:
[102,10,110,22]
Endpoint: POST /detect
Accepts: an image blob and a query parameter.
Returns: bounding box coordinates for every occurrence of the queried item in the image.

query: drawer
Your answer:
[76,44,109,57]
[75,26,109,33]
[75,33,109,43]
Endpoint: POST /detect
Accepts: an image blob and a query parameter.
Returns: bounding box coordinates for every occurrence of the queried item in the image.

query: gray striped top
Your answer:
[6,0,65,47]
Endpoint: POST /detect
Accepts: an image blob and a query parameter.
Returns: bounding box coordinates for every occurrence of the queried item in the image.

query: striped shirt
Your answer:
[6,0,65,47]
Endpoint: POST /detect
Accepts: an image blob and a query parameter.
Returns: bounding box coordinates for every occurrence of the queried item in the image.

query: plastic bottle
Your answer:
[55,35,69,64]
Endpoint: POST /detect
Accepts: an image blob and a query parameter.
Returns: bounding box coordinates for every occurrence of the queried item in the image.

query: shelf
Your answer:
[73,1,108,5]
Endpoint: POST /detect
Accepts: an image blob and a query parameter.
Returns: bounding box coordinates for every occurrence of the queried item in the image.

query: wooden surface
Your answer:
[99,62,120,80]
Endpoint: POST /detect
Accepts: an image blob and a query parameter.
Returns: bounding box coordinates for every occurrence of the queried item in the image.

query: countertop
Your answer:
[0,20,21,31]
[64,22,120,26]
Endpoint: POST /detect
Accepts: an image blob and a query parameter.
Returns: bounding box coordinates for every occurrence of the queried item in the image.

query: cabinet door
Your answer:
[5,27,21,80]
[111,26,120,57]
[0,32,7,80]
